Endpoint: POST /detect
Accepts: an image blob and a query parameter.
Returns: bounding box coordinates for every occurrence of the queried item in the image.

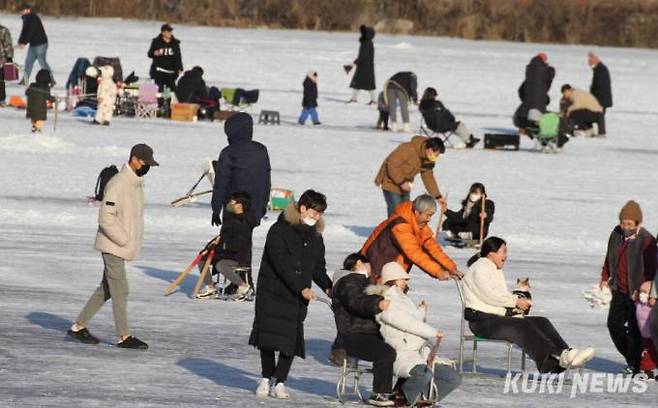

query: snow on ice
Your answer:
[1,12,658,408]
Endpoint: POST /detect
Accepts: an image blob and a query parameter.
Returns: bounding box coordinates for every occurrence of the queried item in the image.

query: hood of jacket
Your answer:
[282,201,325,235]
[99,66,114,80]
[360,25,375,42]
[35,69,51,87]
[527,55,546,67]
[224,112,253,145]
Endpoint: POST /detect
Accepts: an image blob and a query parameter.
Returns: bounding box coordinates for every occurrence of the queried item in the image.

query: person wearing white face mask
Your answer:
[600,200,657,375]
[249,189,333,400]
[442,182,495,241]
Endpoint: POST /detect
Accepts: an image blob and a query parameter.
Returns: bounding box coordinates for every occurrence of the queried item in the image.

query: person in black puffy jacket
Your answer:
[332,252,396,405]
[419,87,479,148]
[298,71,320,125]
[443,182,495,241]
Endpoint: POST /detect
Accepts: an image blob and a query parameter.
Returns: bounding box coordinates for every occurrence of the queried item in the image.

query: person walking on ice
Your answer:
[68,144,159,350]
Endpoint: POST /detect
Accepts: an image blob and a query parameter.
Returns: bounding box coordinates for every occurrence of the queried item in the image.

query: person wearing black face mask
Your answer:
[600,200,657,375]
[68,144,159,350]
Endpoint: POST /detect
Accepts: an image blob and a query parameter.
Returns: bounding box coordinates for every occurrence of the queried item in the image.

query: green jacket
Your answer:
[26,84,52,121]
[0,25,13,64]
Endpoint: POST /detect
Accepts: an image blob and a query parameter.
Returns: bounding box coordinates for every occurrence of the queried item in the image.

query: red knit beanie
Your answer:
[537,52,548,63]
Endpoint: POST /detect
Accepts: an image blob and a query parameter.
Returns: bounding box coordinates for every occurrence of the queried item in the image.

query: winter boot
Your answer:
[558,348,579,369]
[269,382,290,399]
[465,135,480,148]
[571,347,596,367]
[255,378,270,397]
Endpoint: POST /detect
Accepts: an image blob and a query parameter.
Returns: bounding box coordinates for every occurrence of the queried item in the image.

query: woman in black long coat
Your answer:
[348,25,376,104]
[249,190,332,399]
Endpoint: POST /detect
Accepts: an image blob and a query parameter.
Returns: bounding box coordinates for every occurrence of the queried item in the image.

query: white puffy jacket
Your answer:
[462,257,518,316]
[369,285,451,377]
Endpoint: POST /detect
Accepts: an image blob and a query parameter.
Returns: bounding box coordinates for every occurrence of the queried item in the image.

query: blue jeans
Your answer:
[383,190,410,216]
[24,44,53,82]
[402,364,461,404]
[298,107,319,124]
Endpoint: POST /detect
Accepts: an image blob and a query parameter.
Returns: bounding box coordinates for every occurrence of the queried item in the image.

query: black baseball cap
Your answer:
[161,23,173,32]
[130,143,159,166]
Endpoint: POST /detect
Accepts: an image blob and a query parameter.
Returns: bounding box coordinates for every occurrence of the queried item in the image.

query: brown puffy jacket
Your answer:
[374,135,441,198]
[361,201,456,279]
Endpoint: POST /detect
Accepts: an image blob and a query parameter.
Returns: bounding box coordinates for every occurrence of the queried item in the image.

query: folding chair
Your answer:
[336,356,371,403]
[455,279,526,375]
[419,115,459,148]
[135,82,159,119]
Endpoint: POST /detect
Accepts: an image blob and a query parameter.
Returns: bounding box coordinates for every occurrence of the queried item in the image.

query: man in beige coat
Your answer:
[374,135,446,216]
[561,84,604,137]
[68,144,158,349]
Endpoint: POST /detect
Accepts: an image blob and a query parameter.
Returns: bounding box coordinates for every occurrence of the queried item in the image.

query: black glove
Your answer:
[211,211,222,227]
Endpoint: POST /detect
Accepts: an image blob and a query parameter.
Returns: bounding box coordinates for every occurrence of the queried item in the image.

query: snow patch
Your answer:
[0,134,76,154]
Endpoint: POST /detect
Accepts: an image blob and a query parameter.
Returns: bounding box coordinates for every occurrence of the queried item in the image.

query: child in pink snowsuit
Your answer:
[636,281,658,378]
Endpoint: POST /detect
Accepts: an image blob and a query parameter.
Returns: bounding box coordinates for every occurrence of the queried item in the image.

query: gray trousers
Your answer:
[387,87,409,124]
[402,364,462,404]
[453,122,472,143]
[76,253,130,337]
[198,258,244,286]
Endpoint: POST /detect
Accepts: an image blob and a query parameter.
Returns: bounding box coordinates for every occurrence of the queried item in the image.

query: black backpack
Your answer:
[94,165,119,201]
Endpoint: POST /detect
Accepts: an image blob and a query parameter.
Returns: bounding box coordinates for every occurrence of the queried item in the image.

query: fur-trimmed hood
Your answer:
[283,201,325,234]
[365,284,389,296]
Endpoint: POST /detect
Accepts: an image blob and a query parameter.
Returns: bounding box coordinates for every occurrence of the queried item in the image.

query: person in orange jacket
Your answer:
[361,194,463,281]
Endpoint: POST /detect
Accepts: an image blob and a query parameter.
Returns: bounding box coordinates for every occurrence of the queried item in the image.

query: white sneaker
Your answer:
[269,382,290,399]
[390,122,398,132]
[458,231,473,240]
[255,378,270,397]
[571,347,596,367]
[558,348,579,369]
[403,122,412,133]
[230,285,253,302]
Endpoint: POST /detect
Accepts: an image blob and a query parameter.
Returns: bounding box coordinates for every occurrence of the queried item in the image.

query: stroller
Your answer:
[527,112,568,153]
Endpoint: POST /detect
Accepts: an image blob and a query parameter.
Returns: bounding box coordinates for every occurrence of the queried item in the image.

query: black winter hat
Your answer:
[35,69,51,86]
[20,2,32,11]
[161,23,173,32]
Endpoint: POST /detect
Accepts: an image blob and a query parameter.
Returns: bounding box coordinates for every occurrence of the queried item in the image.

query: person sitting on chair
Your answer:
[371,262,461,406]
[442,182,494,241]
[196,191,254,301]
[462,237,596,373]
[332,253,397,407]
[419,87,479,148]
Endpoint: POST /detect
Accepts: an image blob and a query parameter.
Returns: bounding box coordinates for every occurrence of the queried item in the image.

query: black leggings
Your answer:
[467,310,569,373]
[260,349,294,383]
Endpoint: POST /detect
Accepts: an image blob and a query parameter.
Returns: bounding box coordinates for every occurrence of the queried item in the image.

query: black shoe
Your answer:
[0,101,6,108]
[313,121,322,125]
[102,121,110,126]
[368,393,394,407]
[67,328,100,344]
[117,336,148,350]
[91,120,102,125]
[465,135,480,148]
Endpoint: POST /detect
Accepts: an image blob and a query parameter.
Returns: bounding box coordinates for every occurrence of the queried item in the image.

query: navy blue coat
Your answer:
[302,76,318,108]
[211,113,271,227]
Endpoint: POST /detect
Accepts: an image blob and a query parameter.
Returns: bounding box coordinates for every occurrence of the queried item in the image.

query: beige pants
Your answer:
[76,253,129,337]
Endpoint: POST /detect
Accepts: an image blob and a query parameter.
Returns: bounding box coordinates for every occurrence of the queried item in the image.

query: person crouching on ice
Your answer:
[93,66,118,126]
[25,68,53,133]
[372,262,461,406]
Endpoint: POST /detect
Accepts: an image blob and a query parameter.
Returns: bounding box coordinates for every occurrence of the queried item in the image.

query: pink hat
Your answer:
[537,52,548,63]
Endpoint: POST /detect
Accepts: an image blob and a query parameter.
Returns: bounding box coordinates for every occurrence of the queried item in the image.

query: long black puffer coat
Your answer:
[248,203,332,358]
[302,75,318,108]
[332,273,384,337]
[175,67,208,103]
[518,56,555,113]
[590,62,612,109]
[211,112,271,227]
[350,26,376,91]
